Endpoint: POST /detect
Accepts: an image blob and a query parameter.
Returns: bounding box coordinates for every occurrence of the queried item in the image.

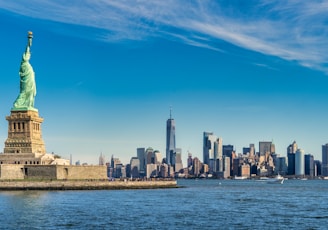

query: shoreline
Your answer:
[0,180,179,191]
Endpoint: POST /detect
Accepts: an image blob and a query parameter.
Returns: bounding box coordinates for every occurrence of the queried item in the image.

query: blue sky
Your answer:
[0,1,328,164]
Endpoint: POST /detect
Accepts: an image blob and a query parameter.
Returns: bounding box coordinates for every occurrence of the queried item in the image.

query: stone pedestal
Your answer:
[4,110,46,155]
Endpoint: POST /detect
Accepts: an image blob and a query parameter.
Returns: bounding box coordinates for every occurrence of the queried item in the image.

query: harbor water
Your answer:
[0,179,328,229]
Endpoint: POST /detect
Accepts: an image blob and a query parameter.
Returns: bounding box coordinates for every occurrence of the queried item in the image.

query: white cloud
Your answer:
[1,0,328,73]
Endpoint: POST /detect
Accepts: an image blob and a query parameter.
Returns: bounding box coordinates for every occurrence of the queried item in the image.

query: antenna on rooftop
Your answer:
[169,105,172,119]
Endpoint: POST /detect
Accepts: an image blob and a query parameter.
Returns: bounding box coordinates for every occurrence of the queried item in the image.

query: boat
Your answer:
[267,174,285,184]
[257,174,284,184]
[234,176,247,180]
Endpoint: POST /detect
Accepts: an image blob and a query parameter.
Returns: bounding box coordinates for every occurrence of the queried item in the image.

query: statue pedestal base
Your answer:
[3,110,46,156]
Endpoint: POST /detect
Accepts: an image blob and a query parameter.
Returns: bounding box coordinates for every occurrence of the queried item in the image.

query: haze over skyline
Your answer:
[0,1,328,164]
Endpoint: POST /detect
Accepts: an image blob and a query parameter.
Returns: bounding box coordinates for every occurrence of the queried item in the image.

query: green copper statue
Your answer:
[12,31,37,111]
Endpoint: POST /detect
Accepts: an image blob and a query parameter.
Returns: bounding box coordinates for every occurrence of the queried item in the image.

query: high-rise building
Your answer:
[243,147,251,155]
[110,155,121,168]
[203,132,215,166]
[223,145,234,175]
[295,148,304,176]
[259,141,274,163]
[249,144,255,158]
[223,145,234,158]
[322,144,328,176]
[145,147,154,164]
[275,157,288,175]
[223,156,230,178]
[99,153,105,166]
[240,164,250,178]
[166,109,176,166]
[203,132,223,173]
[216,138,223,172]
[174,148,183,173]
[287,141,298,175]
[153,150,163,164]
[305,154,314,177]
[187,152,193,168]
[259,141,272,156]
[146,163,158,178]
[137,148,145,174]
[130,157,140,178]
[192,157,201,176]
[314,160,322,177]
[159,164,169,178]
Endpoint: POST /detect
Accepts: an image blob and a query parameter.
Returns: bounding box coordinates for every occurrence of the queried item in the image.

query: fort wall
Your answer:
[0,164,107,180]
[0,180,178,190]
[0,164,24,179]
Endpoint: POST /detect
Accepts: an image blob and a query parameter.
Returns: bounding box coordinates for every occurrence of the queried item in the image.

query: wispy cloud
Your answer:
[1,0,328,73]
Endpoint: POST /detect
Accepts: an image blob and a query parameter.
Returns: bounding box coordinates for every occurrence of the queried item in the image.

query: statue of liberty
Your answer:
[13,31,37,111]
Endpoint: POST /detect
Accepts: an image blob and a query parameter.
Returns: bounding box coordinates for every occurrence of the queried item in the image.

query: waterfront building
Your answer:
[159,164,169,178]
[232,158,241,176]
[304,154,314,177]
[314,160,322,176]
[166,109,176,166]
[259,141,273,156]
[287,141,298,175]
[187,152,193,168]
[216,137,223,172]
[295,148,305,176]
[111,155,121,168]
[169,165,175,177]
[240,164,250,178]
[222,144,234,175]
[275,157,288,175]
[153,150,163,165]
[130,157,140,178]
[174,148,183,173]
[192,157,201,177]
[146,147,154,164]
[322,144,328,176]
[115,164,126,178]
[249,144,255,158]
[146,163,158,178]
[223,145,234,158]
[243,147,250,155]
[99,153,105,166]
[203,132,217,171]
[202,164,209,174]
[137,147,146,175]
[223,156,230,178]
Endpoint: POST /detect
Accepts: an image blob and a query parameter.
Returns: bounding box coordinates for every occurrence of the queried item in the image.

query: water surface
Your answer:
[0,179,327,229]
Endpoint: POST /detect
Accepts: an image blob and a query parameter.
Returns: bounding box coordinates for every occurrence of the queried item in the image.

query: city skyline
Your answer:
[0,2,328,164]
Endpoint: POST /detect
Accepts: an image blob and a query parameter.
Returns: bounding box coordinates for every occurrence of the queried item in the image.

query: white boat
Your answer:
[257,174,284,184]
[267,174,284,184]
[234,176,247,180]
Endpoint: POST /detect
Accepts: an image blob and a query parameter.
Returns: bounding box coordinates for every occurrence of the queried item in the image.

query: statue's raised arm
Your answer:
[12,31,37,111]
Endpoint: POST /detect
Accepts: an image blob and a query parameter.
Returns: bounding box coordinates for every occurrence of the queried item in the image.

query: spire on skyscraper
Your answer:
[169,106,172,119]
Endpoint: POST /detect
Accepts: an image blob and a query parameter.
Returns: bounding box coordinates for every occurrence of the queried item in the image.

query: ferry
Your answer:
[258,174,284,184]
[234,176,247,180]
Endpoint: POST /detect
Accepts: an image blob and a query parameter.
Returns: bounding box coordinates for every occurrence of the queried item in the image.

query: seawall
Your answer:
[0,180,179,190]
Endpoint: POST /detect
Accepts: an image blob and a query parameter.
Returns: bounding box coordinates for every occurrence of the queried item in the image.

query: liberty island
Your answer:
[0,32,176,190]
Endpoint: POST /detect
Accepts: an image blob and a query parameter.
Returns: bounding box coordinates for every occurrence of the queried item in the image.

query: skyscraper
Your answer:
[174,148,183,173]
[305,154,314,177]
[295,148,304,176]
[259,141,273,156]
[137,147,145,174]
[130,157,140,178]
[322,144,328,176]
[216,137,223,172]
[203,132,217,171]
[166,108,176,165]
[287,141,298,175]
